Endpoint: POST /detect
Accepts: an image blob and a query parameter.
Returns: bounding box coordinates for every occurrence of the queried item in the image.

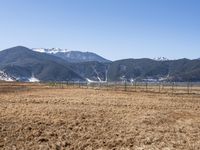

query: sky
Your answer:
[0,0,200,61]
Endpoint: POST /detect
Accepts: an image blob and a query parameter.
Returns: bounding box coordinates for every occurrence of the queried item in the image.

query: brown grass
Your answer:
[0,83,200,150]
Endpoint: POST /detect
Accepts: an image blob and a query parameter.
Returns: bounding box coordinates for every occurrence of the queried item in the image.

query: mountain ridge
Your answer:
[0,46,85,82]
[32,48,111,63]
[1,46,200,82]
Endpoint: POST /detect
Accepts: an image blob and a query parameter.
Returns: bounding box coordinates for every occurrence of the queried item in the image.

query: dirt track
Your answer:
[0,85,200,150]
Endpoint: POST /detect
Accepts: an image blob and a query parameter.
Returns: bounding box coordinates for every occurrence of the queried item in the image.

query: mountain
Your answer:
[167,59,200,82]
[107,59,169,81]
[68,61,109,82]
[32,48,111,63]
[1,46,200,82]
[0,46,84,82]
[54,51,111,63]
[107,58,200,82]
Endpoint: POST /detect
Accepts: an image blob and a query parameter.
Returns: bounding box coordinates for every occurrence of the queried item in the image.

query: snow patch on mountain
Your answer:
[0,71,15,81]
[32,48,68,54]
[0,71,40,82]
[28,75,40,82]
[86,78,95,83]
[86,78,107,84]
[153,57,169,61]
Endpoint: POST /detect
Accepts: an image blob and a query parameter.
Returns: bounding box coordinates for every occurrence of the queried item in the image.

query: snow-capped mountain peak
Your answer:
[32,48,111,63]
[153,57,169,61]
[32,48,68,54]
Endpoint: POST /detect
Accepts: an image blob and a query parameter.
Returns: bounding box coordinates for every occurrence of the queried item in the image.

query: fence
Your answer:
[0,81,200,95]
[93,82,199,94]
[45,81,200,95]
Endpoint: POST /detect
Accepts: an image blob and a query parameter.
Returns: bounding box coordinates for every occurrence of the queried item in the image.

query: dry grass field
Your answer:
[0,83,200,150]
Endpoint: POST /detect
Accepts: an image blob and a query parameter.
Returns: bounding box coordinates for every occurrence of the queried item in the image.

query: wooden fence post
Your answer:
[124,81,127,91]
[172,82,174,94]
[67,81,69,88]
[146,82,148,92]
[159,83,161,93]
[134,82,137,92]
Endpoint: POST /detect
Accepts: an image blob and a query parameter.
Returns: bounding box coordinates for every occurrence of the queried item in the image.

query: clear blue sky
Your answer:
[0,0,200,60]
